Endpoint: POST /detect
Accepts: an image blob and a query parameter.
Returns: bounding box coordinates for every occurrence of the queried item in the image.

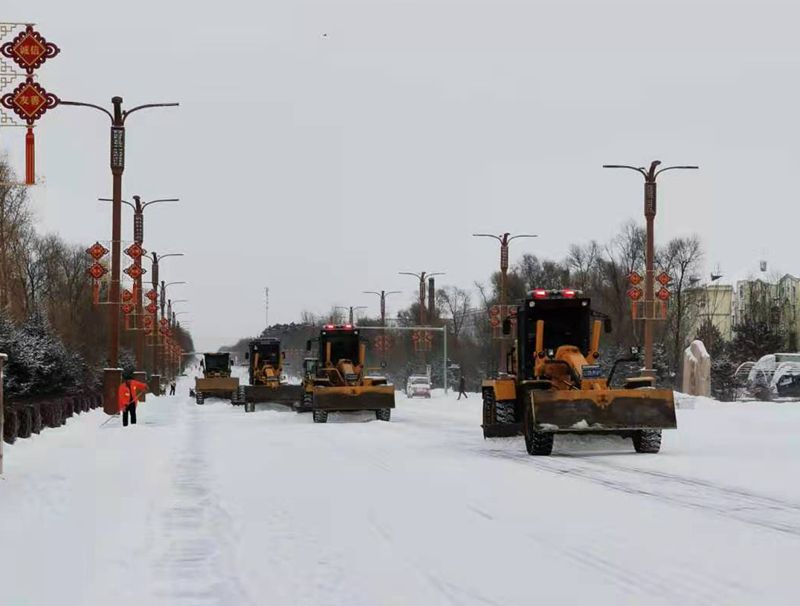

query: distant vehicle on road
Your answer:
[406,375,431,399]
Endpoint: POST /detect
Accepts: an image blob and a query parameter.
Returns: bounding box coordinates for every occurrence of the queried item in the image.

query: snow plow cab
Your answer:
[195,352,239,405]
[237,338,303,412]
[481,289,676,455]
[303,324,395,423]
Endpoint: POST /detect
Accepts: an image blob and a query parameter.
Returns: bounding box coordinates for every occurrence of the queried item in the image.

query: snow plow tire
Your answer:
[632,429,662,453]
[313,410,328,423]
[245,401,255,413]
[524,406,553,456]
[376,408,391,422]
[196,392,204,405]
[496,400,515,425]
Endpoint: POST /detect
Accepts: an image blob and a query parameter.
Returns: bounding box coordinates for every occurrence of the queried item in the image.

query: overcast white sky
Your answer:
[3,0,798,350]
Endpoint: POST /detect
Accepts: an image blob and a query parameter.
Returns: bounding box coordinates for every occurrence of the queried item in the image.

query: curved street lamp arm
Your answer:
[363,291,382,296]
[602,164,648,178]
[399,272,422,279]
[122,102,179,123]
[98,196,135,210]
[386,290,402,296]
[142,197,180,209]
[654,165,699,177]
[508,234,538,242]
[158,253,185,260]
[472,233,503,241]
[59,100,113,122]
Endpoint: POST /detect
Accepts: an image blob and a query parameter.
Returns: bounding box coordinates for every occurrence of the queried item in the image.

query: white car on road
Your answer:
[406,375,431,398]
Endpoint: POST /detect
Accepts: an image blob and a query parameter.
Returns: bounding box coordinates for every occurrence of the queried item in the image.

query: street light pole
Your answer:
[603,160,698,378]
[60,96,178,413]
[399,271,444,325]
[363,290,402,326]
[144,252,183,388]
[99,195,179,373]
[172,311,189,379]
[334,305,367,325]
[473,233,537,373]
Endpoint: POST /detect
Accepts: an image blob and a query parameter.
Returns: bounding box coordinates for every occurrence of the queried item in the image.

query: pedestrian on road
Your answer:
[118,372,148,427]
[458,374,468,400]
[169,381,176,396]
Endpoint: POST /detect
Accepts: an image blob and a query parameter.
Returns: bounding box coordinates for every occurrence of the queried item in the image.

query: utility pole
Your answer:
[473,233,537,373]
[603,160,698,378]
[60,96,178,414]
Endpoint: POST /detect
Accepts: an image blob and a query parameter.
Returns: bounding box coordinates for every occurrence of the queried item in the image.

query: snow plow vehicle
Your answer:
[481,289,677,455]
[195,352,239,405]
[303,324,395,423]
[237,337,303,412]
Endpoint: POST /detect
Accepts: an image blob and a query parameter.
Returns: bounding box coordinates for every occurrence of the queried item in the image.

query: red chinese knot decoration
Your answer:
[121,289,133,303]
[1,25,60,73]
[86,241,108,261]
[123,264,145,280]
[145,302,157,314]
[121,303,134,314]
[0,25,61,185]
[88,262,107,280]
[125,243,145,259]
[146,289,158,302]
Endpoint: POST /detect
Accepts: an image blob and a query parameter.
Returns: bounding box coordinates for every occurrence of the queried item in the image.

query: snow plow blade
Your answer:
[243,384,303,406]
[313,385,395,411]
[196,377,239,395]
[530,389,677,431]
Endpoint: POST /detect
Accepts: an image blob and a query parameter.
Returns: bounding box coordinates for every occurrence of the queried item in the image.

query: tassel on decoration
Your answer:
[25,127,35,185]
[92,280,100,306]
[125,314,131,331]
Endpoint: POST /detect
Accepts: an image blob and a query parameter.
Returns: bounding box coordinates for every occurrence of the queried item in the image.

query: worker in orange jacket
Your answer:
[118,372,149,427]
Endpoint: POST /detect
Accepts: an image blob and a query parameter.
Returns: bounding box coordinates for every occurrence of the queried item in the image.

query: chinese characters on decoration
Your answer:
[0,24,60,184]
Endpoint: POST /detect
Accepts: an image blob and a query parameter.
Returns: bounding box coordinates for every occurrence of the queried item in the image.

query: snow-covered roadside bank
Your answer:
[1,381,799,605]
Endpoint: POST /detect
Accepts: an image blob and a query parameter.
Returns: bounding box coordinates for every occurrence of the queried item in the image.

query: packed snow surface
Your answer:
[1,378,800,605]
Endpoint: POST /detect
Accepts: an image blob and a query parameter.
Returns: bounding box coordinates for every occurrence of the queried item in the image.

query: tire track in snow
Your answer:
[483,445,800,537]
[150,401,252,605]
[543,455,800,537]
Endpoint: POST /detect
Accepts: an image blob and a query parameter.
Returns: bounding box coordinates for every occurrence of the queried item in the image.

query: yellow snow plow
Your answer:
[481,289,676,455]
[237,337,303,412]
[195,352,239,405]
[304,324,395,423]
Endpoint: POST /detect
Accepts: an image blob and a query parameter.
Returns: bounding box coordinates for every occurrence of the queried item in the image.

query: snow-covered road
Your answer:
[2,378,799,605]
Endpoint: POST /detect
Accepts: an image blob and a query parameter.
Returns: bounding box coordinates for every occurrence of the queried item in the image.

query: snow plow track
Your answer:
[546,457,800,536]
[486,448,800,537]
